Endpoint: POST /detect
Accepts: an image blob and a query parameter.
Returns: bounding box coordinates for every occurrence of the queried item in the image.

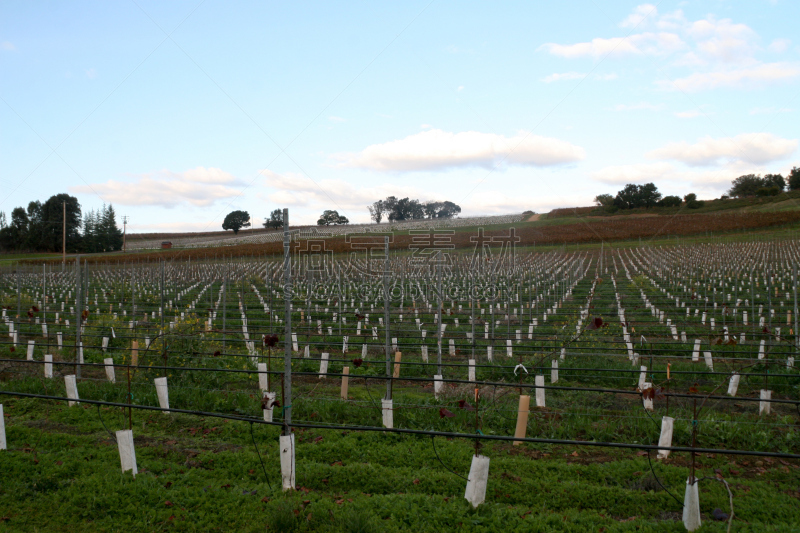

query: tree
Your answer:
[613,183,661,210]
[372,195,459,222]
[0,193,81,252]
[0,207,29,251]
[0,211,6,230]
[222,210,251,234]
[317,210,349,226]
[763,173,786,191]
[424,200,461,218]
[263,209,283,230]
[788,167,800,191]
[423,201,440,219]
[728,174,764,198]
[37,194,82,253]
[387,197,425,221]
[658,195,682,207]
[640,183,662,207]
[100,204,123,251]
[594,194,614,207]
[367,200,385,224]
[683,193,704,209]
[383,196,399,220]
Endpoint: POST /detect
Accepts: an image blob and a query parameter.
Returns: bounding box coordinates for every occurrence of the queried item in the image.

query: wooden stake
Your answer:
[513,394,530,446]
[393,351,402,379]
[340,366,349,400]
[131,340,139,366]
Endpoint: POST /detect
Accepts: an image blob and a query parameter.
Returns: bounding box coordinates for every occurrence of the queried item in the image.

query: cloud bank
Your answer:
[334,129,585,172]
[71,167,244,208]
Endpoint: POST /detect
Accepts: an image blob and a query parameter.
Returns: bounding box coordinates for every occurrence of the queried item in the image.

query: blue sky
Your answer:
[1,0,799,231]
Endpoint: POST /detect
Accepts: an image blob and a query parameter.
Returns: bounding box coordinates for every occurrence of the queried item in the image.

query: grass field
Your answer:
[2,390,799,532]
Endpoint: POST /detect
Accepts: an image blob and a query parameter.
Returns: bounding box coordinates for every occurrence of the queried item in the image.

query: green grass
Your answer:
[1,396,799,532]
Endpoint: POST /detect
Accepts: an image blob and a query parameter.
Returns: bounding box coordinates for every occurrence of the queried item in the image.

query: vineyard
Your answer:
[48,209,800,267]
[1,221,799,532]
[123,214,528,251]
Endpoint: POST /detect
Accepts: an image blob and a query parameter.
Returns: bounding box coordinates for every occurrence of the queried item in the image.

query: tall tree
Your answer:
[222,210,251,234]
[728,174,764,197]
[763,173,786,191]
[39,194,82,252]
[263,209,283,229]
[387,197,425,221]
[24,201,44,250]
[101,204,124,251]
[789,167,800,191]
[367,200,386,224]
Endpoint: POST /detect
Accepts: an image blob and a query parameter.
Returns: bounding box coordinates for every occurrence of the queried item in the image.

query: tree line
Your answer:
[0,194,123,253]
[727,168,800,197]
[221,198,462,235]
[593,167,800,212]
[368,197,461,223]
[593,184,702,211]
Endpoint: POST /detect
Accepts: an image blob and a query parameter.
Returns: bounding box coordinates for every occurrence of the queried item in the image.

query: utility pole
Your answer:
[283,208,292,433]
[62,201,66,266]
[122,215,128,252]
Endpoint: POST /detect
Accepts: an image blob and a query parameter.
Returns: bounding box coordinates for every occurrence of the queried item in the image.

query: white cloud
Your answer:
[457,85,464,91]
[591,162,675,184]
[85,68,97,79]
[768,38,791,53]
[619,4,658,28]
[688,17,757,63]
[540,32,685,59]
[661,62,800,91]
[461,191,592,215]
[541,6,797,92]
[542,72,586,83]
[656,10,688,31]
[647,133,798,166]
[613,102,663,111]
[334,129,586,172]
[70,167,244,207]
[749,106,794,115]
[539,38,639,59]
[262,170,425,213]
[674,110,702,118]
[328,116,346,123]
[1,41,14,51]
[542,72,617,83]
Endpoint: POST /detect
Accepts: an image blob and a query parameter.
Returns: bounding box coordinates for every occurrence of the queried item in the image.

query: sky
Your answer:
[1,0,799,232]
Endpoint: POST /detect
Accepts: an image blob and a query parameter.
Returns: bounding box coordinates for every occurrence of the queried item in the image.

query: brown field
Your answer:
[44,210,800,264]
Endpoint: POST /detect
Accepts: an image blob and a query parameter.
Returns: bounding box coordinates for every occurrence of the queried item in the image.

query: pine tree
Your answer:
[102,204,123,251]
[82,209,97,253]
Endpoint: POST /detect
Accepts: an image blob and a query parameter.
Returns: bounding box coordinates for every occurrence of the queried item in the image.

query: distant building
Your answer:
[161,241,172,249]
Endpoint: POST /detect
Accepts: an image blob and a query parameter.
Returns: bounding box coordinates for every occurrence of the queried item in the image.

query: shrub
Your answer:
[756,186,780,197]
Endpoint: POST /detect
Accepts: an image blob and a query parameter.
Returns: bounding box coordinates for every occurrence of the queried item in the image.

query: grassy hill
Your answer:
[545,190,800,220]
